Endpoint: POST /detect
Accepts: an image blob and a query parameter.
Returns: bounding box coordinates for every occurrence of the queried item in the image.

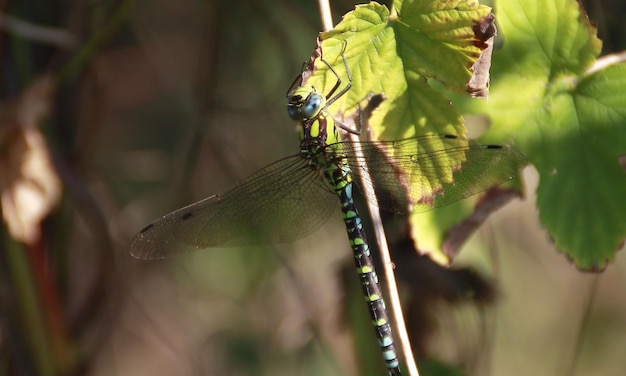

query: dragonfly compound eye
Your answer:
[287,103,301,120]
[287,84,327,121]
[302,92,324,119]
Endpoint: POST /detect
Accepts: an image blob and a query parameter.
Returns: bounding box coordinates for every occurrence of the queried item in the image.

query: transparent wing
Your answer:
[130,155,338,259]
[342,134,527,213]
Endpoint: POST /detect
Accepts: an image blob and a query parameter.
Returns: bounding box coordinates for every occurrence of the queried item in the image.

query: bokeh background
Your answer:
[1,0,625,375]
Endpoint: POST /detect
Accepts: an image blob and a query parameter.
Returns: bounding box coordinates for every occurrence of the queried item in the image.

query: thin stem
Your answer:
[0,13,76,48]
[5,238,56,376]
[317,0,334,32]
[586,50,626,75]
[57,0,135,86]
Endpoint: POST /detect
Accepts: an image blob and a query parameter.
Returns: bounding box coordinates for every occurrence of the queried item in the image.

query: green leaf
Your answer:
[298,1,505,262]
[307,1,493,141]
[472,0,626,269]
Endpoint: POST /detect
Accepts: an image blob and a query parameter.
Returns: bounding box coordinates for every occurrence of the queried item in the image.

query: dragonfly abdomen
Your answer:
[326,165,401,375]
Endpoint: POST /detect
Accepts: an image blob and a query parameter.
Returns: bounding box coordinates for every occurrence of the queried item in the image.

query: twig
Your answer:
[317,0,334,32]
[0,13,76,49]
[586,51,626,75]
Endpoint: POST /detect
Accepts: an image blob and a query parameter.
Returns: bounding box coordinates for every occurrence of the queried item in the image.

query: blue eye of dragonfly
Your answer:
[287,85,325,121]
[301,92,323,118]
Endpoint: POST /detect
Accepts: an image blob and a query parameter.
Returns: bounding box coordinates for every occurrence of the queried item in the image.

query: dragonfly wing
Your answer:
[130,155,338,259]
[413,142,527,211]
[344,134,527,214]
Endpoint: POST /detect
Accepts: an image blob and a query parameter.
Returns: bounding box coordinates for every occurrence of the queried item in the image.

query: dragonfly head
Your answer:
[287,85,326,121]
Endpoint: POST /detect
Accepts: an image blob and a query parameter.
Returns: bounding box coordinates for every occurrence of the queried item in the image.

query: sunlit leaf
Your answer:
[298,1,509,263]
[468,0,625,269]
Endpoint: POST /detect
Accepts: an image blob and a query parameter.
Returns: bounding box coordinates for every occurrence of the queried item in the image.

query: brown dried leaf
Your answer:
[467,13,497,98]
[0,75,61,244]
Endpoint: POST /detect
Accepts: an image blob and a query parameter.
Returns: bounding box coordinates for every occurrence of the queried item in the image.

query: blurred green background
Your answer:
[1,0,625,375]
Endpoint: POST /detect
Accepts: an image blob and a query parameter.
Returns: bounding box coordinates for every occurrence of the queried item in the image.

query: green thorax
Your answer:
[287,85,343,149]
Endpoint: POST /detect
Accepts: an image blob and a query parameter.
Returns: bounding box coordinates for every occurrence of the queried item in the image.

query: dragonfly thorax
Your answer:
[287,85,326,121]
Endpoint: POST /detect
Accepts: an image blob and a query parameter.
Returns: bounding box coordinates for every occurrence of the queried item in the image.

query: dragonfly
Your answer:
[130,43,527,376]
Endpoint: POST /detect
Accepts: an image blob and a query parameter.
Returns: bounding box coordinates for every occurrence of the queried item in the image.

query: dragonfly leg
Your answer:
[285,61,308,99]
[323,40,352,106]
